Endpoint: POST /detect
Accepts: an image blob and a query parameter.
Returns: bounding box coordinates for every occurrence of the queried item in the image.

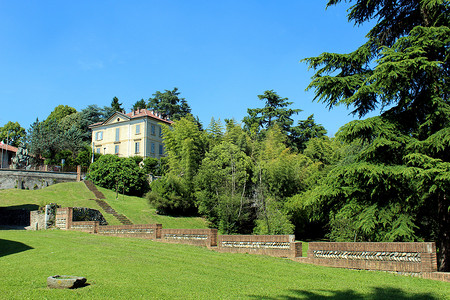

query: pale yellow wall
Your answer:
[91,114,167,159]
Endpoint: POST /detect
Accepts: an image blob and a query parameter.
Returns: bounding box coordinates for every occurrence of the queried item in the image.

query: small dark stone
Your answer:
[47,275,87,289]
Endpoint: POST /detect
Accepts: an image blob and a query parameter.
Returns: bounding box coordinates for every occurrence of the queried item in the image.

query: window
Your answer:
[115,128,120,141]
[96,148,101,154]
[158,126,162,137]
[159,144,164,155]
[151,143,155,154]
[151,124,155,135]
[95,131,103,141]
[115,145,120,155]
[135,142,140,154]
[136,124,140,134]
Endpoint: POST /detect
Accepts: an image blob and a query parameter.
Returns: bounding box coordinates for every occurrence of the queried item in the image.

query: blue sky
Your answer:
[0,1,374,136]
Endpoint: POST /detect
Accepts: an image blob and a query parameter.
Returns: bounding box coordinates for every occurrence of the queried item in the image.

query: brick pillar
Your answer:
[76,165,81,182]
[209,229,218,247]
[422,243,438,272]
[155,224,162,239]
[66,207,73,230]
[291,242,302,258]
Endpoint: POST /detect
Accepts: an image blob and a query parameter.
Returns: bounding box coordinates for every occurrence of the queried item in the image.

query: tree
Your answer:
[195,141,254,234]
[302,0,449,270]
[290,115,328,151]
[147,115,206,214]
[132,99,147,111]
[147,87,192,120]
[46,105,77,123]
[111,96,123,112]
[26,118,62,164]
[243,90,301,137]
[206,117,224,149]
[252,126,313,234]
[0,121,26,147]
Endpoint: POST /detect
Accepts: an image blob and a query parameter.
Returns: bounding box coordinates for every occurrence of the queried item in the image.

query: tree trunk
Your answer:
[437,194,449,271]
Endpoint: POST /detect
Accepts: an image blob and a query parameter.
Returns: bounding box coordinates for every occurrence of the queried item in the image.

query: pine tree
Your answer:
[302,0,449,270]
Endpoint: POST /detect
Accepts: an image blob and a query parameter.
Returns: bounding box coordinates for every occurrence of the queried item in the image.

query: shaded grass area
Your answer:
[97,186,208,228]
[0,230,447,299]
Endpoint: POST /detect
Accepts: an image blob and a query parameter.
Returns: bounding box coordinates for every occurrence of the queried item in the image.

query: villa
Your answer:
[89,109,173,159]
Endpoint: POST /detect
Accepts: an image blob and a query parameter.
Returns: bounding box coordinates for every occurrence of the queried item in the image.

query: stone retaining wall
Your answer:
[0,169,79,190]
[217,234,301,258]
[295,242,437,273]
[29,210,46,230]
[160,228,218,247]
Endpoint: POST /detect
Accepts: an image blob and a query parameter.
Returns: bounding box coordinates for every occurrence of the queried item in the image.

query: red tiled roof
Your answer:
[0,143,18,153]
[89,109,173,128]
[126,109,174,124]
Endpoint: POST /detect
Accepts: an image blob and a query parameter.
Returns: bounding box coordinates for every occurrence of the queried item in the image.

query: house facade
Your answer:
[89,109,173,159]
[0,143,18,169]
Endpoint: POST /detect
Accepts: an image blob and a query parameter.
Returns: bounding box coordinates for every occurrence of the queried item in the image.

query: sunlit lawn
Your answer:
[0,182,208,229]
[0,230,448,299]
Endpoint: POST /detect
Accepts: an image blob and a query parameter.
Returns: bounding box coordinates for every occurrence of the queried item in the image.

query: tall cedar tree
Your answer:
[111,97,123,112]
[147,88,191,120]
[243,90,301,137]
[302,0,449,270]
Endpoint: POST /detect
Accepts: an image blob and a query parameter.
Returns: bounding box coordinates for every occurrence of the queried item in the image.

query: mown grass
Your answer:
[0,230,448,299]
[0,182,208,228]
[0,182,120,225]
[97,186,208,228]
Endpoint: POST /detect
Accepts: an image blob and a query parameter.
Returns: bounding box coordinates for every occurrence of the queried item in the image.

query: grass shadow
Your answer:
[248,287,440,300]
[0,204,40,211]
[0,239,34,258]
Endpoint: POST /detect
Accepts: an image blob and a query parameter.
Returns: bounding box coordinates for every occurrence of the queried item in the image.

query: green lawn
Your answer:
[97,186,208,228]
[0,182,208,228]
[0,182,120,225]
[0,230,448,299]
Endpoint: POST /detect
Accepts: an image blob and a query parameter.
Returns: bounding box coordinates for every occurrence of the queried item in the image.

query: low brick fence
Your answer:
[70,221,99,234]
[97,224,162,239]
[54,207,448,282]
[295,242,438,274]
[217,235,302,258]
[160,229,218,247]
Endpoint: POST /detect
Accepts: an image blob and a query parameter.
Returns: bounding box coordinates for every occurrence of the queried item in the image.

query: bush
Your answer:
[146,174,196,215]
[86,155,149,197]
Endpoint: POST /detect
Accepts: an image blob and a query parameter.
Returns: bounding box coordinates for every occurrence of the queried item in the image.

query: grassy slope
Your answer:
[0,230,448,300]
[0,182,120,225]
[97,186,208,228]
[0,182,207,228]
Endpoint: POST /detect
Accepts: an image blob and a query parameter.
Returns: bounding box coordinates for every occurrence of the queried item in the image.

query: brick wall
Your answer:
[55,207,73,230]
[97,224,162,239]
[160,228,218,247]
[217,235,301,258]
[297,242,438,273]
[70,221,99,234]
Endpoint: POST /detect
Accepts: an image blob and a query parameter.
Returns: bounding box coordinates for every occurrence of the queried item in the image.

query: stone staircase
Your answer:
[83,180,133,225]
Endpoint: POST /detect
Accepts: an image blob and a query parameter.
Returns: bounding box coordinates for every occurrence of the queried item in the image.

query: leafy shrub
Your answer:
[86,155,149,197]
